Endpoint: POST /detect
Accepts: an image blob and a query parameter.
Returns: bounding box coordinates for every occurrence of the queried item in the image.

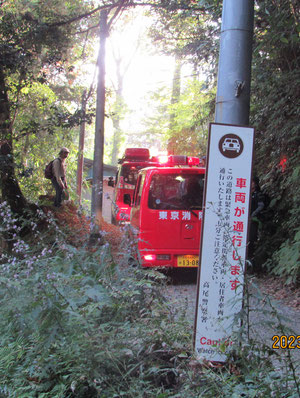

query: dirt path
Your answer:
[102,184,114,224]
[103,195,300,371]
[162,269,300,370]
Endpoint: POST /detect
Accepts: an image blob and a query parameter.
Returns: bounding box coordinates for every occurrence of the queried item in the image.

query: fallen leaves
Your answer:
[42,201,123,250]
[255,274,300,310]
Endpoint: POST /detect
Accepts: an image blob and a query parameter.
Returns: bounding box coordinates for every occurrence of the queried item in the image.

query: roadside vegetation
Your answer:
[0,0,299,396]
[0,203,299,397]
[1,0,298,283]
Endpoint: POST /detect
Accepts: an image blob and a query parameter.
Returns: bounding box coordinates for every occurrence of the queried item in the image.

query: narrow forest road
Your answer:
[103,185,300,372]
[102,183,114,224]
[163,269,300,371]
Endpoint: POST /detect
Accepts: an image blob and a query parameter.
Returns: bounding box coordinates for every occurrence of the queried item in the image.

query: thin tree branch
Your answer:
[48,0,206,29]
[48,3,114,27]
[128,1,206,13]
[107,0,130,30]
[75,24,100,35]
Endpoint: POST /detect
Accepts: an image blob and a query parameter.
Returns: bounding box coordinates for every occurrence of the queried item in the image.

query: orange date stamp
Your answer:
[272,335,300,349]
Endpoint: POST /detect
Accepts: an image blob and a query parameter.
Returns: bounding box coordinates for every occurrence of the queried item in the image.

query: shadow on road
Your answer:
[161,268,199,285]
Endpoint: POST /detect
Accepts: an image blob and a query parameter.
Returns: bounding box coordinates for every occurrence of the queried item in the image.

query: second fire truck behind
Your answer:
[111,148,160,225]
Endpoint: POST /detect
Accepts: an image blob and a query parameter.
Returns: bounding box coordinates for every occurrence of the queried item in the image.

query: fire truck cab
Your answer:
[128,155,205,268]
[111,148,160,225]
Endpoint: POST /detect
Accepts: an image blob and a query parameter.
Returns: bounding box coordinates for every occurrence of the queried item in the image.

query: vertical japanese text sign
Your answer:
[194,123,255,362]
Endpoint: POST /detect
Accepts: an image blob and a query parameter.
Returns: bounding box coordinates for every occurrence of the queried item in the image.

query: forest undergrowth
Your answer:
[0,201,299,397]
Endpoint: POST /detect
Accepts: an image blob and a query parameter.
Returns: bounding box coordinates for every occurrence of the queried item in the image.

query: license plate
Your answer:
[177,255,199,267]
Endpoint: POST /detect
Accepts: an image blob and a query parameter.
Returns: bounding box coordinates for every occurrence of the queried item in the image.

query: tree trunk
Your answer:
[0,66,27,213]
[168,55,181,155]
[111,112,122,166]
[91,10,108,224]
[76,90,87,206]
[111,58,124,165]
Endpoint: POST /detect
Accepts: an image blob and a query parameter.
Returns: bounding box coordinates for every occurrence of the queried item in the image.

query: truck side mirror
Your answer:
[123,194,131,206]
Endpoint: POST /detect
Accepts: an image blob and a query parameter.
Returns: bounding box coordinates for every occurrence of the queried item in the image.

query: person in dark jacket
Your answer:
[51,147,70,207]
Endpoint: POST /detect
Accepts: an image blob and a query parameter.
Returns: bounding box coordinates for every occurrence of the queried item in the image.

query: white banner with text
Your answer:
[194,123,255,362]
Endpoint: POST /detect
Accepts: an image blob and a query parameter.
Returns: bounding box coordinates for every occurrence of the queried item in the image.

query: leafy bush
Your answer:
[250,0,300,282]
[0,203,299,397]
[270,228,300,285]
[0,203,190,396]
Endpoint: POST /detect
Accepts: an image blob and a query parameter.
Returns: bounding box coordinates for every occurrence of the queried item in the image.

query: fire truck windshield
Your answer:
[120,165,143,186]
[148,173,204,210]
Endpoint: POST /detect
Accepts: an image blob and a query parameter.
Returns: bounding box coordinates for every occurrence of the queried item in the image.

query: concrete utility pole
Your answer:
[215,0,254,125]
[91,10,108,223]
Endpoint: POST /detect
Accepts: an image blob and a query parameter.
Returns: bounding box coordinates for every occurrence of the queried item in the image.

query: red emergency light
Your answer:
[118,148,150,164]
[124,148,150,160]
[187,156,200,166]
[157,154,201,167]
[157,155,187,165]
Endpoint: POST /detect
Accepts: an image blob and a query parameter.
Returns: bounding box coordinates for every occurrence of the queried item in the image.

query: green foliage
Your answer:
[0,0,98,210]
[250,0,300,281]
[147,0,221,76]
[11,80,95,203]
[106,95,128,165]
[0,204,189,396]
[140,86,171,150]
[270,228,300,285]
[0,0,89,76]
[149,0,300,282]
[168,79,214,155]
[0,204,299,397]
[136,79,214,155]
[0,0,299,395]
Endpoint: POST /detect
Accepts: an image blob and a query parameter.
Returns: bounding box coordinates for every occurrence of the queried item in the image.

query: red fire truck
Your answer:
[127,155,205,268]
[111,148,160,225]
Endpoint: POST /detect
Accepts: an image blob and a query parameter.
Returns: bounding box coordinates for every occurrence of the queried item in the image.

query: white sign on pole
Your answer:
[194,123,255,362]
